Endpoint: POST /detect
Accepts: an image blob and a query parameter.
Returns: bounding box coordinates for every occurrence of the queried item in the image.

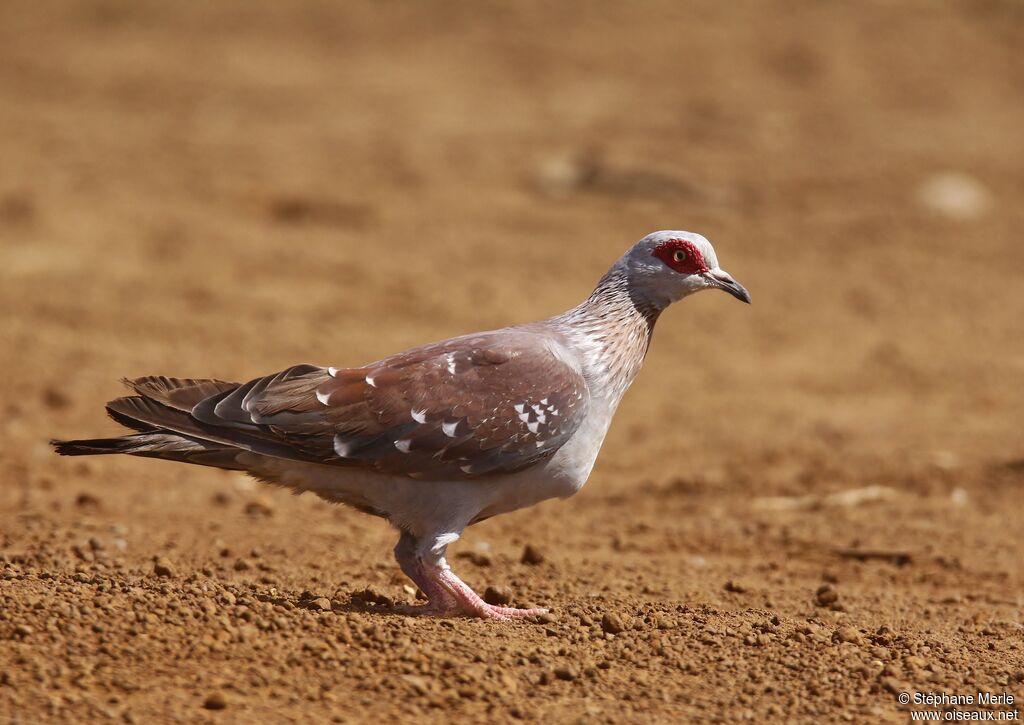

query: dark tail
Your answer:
[51,375,262,471]
[52,436,143,456]
[52,432,247,470]
[51,374,240,460]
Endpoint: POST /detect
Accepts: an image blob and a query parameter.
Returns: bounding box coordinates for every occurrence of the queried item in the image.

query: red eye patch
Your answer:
[651,239,709,275]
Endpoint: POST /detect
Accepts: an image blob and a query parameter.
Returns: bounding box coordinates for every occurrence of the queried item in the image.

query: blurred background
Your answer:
[0,1,1021,721]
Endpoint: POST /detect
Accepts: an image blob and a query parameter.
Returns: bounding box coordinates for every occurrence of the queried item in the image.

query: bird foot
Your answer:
[436,567,547,621]
[394,599,547,621]
[393,567,547,621]
[476,604,549,621]
[393,531,547,621]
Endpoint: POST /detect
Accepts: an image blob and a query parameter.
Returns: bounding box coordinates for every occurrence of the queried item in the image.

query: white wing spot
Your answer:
[411,408,428,424]
[334,436,355,458]
[540,398,548,405]
[514,403,525,414]
[460,464,474,473]
[442,420,460,437]
[536,412,546,424]
[365,374,377,388]
[536,441,545,448]
[394,439,412,453]
[527,421,539,434]
[316,390,331,406]
[518,412,530,423]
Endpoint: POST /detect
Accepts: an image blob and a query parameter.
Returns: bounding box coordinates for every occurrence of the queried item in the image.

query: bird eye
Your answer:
[672,249,688,263]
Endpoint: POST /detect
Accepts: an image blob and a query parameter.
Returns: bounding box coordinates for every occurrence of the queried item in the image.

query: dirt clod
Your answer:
[833,627,863,645]
[554,665,579,682]
[153,558,175,578]
[815,584,839,606]
[42,387,71,410]
[243,498,274,517]
[75,493,100,508]
[351,588,393,607]
[521,545,545,565]
[202,693,227,710]
[456,551,492,567]
[601,613,627,634]
[484,586,512,606]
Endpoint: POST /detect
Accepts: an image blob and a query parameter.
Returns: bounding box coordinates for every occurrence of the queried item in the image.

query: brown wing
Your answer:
[114,331,590,480]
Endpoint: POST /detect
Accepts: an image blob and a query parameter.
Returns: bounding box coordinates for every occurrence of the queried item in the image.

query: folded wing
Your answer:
[112,331,590,480]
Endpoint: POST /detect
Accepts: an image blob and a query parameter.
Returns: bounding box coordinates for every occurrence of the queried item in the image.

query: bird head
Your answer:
[617,230,751,310]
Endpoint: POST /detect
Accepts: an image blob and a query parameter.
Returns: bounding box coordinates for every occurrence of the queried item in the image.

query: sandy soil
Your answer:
[1,1,1023,722]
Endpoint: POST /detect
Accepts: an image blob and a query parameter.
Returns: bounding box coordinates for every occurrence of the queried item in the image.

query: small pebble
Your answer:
[601,613,626,634]
[815,584,839,606]
[834,626,863,645]
[42,387,72,410]
[484,586,512,606]
[553,665,578,681]
[244,498,274,517]
[468,552,491,567]
[211,492,231,506]
[153,558,176,579]
[75,492,100,508]
[202,693,227,710]
[521,545,545,566]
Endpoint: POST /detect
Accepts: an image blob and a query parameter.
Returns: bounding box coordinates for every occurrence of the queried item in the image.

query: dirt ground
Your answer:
[1,1,1023,723]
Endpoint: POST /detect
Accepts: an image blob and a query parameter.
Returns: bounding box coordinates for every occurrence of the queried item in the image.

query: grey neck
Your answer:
[553,268,662,402]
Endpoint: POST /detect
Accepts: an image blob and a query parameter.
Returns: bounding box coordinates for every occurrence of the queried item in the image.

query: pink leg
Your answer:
[433,566,548,621]
[391,530,547,620]
[393,531,459,615]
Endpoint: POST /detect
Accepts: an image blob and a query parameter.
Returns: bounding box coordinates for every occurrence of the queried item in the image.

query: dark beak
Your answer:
[704,269,751,304]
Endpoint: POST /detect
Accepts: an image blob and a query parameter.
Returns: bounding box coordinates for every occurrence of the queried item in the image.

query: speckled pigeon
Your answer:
[53,230,750,620]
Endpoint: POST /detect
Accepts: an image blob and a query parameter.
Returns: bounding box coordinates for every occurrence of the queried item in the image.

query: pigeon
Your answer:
[53,230,749,620]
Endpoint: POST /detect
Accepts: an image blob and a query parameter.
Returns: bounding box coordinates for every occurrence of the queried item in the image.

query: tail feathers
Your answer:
[121,376,238,413]
[55,374,293,470]
[51,432,247,470]
[106,395,203,435]
[53,436,142,456]
[105,394,305,461]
